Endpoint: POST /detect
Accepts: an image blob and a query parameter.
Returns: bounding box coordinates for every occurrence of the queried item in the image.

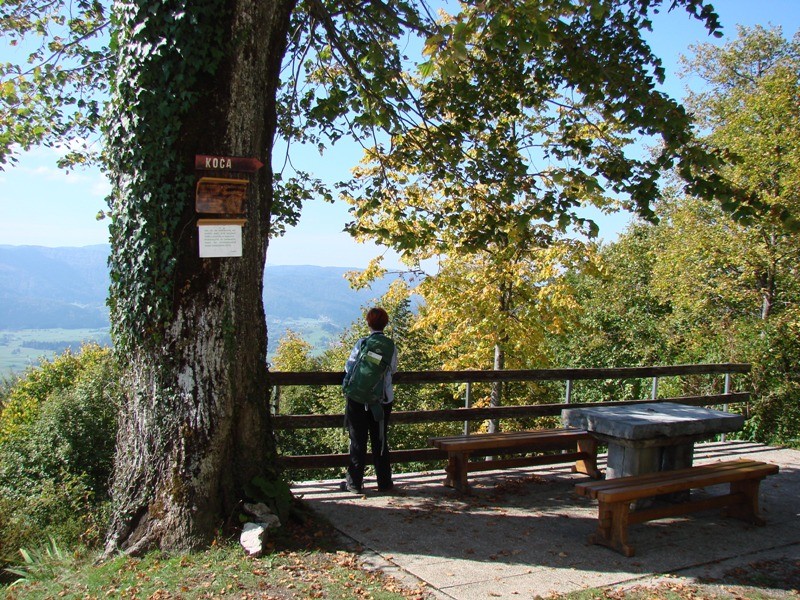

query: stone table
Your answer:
[561,402,744,479]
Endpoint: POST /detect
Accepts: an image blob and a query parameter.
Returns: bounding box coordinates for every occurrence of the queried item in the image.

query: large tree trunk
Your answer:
[104,0,295,554]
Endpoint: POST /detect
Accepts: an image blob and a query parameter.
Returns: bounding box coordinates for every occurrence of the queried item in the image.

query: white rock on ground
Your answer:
[240,522,270,557]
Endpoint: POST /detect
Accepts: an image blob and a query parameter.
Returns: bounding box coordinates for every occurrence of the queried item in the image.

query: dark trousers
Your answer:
[345,399,392,490]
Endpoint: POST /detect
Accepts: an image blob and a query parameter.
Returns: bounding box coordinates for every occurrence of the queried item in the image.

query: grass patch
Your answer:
[2,513,429,599]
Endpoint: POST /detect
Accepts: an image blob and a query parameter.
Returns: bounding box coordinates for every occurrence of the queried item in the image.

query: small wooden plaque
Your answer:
[195,177,248,214]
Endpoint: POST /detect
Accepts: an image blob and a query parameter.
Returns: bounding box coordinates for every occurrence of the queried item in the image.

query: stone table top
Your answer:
[561,402,744,441]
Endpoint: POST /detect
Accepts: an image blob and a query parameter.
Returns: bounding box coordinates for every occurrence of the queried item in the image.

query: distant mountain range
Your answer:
[0,245,110,329]
[0,244,397,352]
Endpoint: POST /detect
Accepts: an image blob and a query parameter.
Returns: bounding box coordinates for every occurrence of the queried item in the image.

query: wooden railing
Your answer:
[268,364,751,470]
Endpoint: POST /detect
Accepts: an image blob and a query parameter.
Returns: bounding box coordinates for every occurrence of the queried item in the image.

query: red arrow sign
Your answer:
[195,155,264,172]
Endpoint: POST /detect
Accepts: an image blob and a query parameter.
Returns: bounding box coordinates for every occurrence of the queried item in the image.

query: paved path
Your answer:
[291,441,800,599]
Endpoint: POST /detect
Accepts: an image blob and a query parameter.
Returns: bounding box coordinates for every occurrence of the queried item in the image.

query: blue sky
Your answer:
[1,1,798,268]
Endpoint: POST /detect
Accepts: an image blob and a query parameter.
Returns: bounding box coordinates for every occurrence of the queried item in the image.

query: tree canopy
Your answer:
[683,24,800,230]
[341,1,735,257]
[0,0,110,168]
[681,25,800,318]
[3,1,742,231]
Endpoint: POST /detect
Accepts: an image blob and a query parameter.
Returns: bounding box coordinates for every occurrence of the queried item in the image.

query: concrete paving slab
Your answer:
[291,441,800,598]
[439,566,604,600]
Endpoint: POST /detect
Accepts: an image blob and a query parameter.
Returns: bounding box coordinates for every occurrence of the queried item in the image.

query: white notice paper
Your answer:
[199,224,242,258]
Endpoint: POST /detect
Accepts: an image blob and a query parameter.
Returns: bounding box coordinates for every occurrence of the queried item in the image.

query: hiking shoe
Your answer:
[339,481,363,494]
[377,483,394,493]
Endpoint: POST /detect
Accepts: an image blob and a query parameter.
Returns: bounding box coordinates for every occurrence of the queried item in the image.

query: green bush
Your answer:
[0,345,120,565]
[744,382,800,447]
[0,350,87,443]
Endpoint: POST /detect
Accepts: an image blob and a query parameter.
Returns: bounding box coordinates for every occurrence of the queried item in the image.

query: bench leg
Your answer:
[589,501,635,557]
[444,452,470,493]
[573,438,602,479]
[725,478,766,525]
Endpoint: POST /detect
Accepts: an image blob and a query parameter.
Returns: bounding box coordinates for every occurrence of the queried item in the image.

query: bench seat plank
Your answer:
[432,428,593,452]
[576,459,779,557]
[430,428,601,492]
[577,460,778,503]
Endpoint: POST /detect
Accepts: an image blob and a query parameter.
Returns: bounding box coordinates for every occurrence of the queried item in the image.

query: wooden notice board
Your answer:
[195,177,248,214]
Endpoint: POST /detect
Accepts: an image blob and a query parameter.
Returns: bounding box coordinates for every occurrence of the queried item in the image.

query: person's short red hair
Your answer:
[366,307,389,331]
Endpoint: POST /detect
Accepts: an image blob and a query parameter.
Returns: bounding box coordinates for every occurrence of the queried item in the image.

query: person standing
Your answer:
[341,307,398,494]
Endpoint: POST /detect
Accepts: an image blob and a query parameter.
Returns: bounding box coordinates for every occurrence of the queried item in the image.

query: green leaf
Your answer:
[418,60,435,78]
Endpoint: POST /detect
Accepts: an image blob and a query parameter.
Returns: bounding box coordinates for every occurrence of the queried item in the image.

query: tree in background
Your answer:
[0,346,119,566]
[554,192,800,443]
[546,222,671,403]
[547,27,800,439]
[271,330,323,416]
[343,2,731,427]
[649,195,765,361]
[270,331,342,476]
[681,25,800,321]
[677,25,800,438]
[410,239,591,431]
[1,0,735,553]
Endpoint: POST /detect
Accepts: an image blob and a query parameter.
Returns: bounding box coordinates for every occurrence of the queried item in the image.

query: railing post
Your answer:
[723,372,731,411]
[565,379,572,404]
[464,382,472,436]
[272,385,281,416]
[651,377,659,401]
[721,372,732,441]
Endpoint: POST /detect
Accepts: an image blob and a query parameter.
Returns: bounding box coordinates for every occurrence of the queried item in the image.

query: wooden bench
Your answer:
[429,428,601,492]
[575,459,779,557]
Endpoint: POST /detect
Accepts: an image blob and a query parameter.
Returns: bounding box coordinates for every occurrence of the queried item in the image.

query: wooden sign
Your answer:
[195,155,264,173]
[195,177,248,214]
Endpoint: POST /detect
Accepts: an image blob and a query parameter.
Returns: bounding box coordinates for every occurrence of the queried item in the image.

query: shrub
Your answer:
[0,372,19,413]
[0,345,120,566]
[29,364,118,494]
[744,382,800,447]
[0,349,87,443]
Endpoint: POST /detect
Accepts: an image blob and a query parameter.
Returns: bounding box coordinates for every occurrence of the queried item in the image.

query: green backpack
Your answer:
[342,333,395,408]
